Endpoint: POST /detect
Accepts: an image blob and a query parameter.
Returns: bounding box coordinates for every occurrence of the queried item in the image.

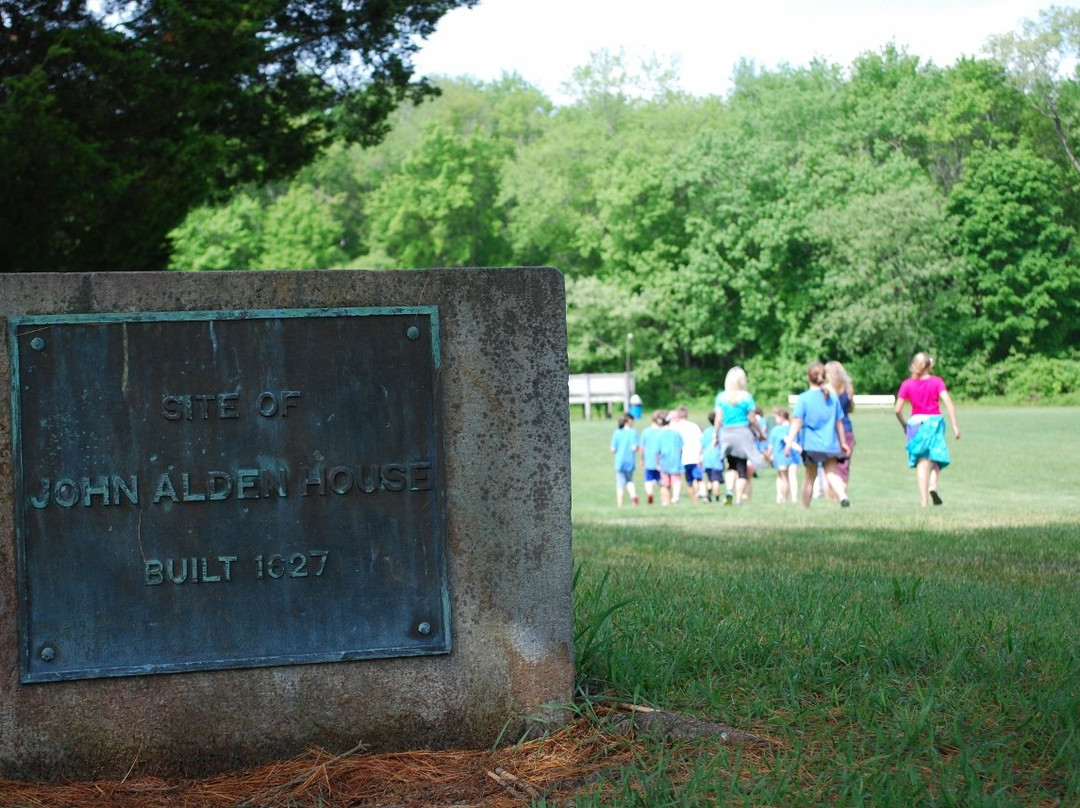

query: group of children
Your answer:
[610,404,803,507]
[612,352,960,509]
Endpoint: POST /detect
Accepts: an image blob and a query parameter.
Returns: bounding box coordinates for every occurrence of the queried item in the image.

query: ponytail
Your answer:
[910,351,933,376]
[807,361,829,398]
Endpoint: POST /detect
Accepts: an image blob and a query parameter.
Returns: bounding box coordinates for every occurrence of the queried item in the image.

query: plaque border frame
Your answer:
[8,306,450,683]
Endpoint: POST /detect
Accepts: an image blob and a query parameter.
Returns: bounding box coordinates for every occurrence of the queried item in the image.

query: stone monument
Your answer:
[0,268,573,780]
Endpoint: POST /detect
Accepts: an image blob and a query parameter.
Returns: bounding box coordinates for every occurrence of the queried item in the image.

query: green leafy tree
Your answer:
[0,0,475,271]
[565,276,665,383]
[501,50,707,277]
[167,191,266,271]
[169,183,348,271]
[559,47,684,134]
[343,74,550,264]
[947,145,1080,360]
[169,74,549,271]
[256,186,349,270]
[665,63,850,370]
[987,6,1080,176]
[923,57,1025,191]
[843,45,941,164]
[154,28,1080,399]
[364,124,511,267]
[499,112,612,274]
[805,154,966,387]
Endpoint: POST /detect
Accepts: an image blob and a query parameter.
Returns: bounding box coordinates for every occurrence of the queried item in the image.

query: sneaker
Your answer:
[840,498,851,508]
[724,492,734,506]
[647,494,654,505]
[930,490,943,506]
[632,496,640,506]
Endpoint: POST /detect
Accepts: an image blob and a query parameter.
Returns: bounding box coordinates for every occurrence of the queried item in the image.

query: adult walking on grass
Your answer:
[894,352,961,507]
[785,361,851,508]
[713,366,766,506]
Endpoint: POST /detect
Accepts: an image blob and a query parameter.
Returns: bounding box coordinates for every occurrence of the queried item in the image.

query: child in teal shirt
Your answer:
[610,413,640,506]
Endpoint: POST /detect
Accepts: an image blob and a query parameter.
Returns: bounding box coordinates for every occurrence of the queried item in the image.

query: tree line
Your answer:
[8,4,1080,403]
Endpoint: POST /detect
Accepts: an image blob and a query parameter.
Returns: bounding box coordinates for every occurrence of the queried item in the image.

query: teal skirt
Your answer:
[905,416,950,469]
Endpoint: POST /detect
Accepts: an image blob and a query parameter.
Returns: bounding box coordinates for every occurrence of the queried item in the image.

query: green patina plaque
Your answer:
[9,307,450,682]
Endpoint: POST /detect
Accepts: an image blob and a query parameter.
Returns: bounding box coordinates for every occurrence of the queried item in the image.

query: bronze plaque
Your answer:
[10,308,449,682]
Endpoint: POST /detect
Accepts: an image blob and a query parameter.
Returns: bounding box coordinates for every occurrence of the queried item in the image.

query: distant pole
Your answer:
[626,332,634,376]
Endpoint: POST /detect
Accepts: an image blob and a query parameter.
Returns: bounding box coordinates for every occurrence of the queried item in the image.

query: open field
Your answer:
[4,406,1078,806]
[569,405,1080,805]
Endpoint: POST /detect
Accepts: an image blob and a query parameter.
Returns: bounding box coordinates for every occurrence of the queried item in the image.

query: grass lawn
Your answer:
[568,405,1080,805]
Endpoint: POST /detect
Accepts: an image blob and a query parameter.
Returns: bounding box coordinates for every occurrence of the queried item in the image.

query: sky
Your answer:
[411,0,1053,102]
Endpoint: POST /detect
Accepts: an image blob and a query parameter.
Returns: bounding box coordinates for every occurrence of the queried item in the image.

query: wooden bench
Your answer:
[568,373,635,420]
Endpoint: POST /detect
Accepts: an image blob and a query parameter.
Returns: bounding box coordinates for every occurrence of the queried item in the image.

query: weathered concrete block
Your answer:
[0,268,573,780]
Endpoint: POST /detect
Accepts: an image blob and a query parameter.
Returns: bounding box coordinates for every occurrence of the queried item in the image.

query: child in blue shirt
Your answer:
[657,417,684,506]
[639,410,667,505]
[610,413,640,506]
[768,407,800,503]
[786,361,851,508]
[701,410,725,502]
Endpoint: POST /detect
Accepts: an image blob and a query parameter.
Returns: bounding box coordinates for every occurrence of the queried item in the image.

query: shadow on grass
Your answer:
[571,519,1080,805]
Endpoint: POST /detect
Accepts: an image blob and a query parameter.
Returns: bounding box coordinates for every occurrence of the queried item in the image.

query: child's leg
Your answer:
[916,458,931,507]
[626,480,638,505]
[733,458,749,504]
[823,475,839,501]
[786,464,799,503]
[801,462,817,508]
[823,458,848,504]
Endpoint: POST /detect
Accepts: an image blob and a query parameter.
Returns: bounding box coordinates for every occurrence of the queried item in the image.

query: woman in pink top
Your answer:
[894,352,961,507]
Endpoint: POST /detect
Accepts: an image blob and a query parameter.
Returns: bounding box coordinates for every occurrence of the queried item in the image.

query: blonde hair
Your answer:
[724,366,748,394]
[825,360,853,395]
[910,352,933,376]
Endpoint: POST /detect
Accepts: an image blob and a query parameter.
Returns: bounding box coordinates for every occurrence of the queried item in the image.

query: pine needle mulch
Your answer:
[0,706,776,808]
[0,707,776,807]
